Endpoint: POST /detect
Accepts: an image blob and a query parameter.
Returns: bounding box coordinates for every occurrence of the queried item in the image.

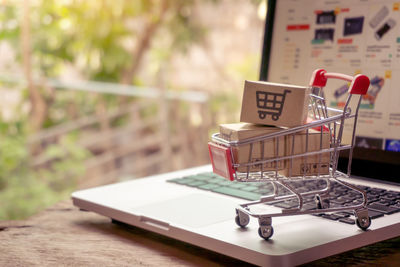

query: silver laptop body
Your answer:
[72,165,400,266]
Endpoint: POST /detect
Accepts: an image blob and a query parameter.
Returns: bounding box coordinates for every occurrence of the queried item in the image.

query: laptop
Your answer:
[72,0,400,266]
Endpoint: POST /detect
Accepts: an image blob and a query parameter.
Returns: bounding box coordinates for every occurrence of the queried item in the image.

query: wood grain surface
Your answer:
[1,200,399,266]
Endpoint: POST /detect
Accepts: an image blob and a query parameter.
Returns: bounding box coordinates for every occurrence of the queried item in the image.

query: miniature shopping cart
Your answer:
[257,89,291,121]
[208,69,371,240]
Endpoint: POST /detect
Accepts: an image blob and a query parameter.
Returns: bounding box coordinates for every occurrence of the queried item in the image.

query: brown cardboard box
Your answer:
[279,130,330,177]
[219,123,285,172]
[240,80,310,127]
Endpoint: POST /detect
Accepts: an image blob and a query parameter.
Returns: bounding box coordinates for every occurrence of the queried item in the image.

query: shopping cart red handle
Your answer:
[310,69,370,95]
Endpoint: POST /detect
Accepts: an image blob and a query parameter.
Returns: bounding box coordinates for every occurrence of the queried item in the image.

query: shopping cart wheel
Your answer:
[356,216,371,230]
[258,216,273,240]
[235,209,250,228]
[258,226,274,240]
[355,209,371,230]
[272,114,279,121]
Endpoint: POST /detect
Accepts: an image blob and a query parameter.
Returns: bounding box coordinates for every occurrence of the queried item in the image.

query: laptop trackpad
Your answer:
[132,194,237,228]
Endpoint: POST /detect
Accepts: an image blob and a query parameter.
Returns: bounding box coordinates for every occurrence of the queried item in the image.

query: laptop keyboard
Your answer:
[168,172,400,225]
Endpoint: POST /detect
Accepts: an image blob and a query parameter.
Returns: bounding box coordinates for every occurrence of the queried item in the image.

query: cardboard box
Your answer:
[219,123,285,172]
[279,130,330,177]
[240,80,310,127]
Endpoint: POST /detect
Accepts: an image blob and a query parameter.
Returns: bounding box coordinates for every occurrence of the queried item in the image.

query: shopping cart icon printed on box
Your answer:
[256,89,291,121]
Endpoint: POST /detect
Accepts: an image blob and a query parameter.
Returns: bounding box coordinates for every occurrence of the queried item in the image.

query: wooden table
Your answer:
[1,200,399,266]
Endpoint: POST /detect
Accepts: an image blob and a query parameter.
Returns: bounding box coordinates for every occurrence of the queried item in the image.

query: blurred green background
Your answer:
[0,0,265,220]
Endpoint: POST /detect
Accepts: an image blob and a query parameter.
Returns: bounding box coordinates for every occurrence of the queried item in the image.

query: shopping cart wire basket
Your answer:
[208,69,370,240]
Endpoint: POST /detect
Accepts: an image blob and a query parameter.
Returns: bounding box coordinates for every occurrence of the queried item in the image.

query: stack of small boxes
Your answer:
[219,80,330,177]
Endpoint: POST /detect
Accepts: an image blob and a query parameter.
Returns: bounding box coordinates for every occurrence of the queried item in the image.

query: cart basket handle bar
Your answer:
[310,69,370,95]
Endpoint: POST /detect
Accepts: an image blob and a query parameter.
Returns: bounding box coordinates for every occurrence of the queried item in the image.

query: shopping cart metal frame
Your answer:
[208,69,371,240]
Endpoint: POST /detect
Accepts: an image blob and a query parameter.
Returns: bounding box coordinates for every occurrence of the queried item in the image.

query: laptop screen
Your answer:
[260,0,400,182]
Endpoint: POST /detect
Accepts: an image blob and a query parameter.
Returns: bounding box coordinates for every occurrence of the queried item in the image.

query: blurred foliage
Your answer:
[229,54,260,82]
[0,0,208,220]
[1,0,206,82]
[0,119,89,220]
[210,54,260,124]
[0,0,207,128]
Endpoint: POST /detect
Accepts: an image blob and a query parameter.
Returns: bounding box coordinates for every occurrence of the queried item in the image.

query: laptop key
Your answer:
[198,183,221,190]
[228,183,247,189]
[241,185,259,192]
[274,201,298,209]
[201,172,221,178]
[186,181,207,187]
[192,175,216,182]
[386,190,400,197]
[322,214,341,220]
[331,197,351,205]
[211,187,261,201]
[367,209,384,219]
[374,199,392,206]
[368,203,400,214]
[333,212,350,218]
[254,188,273,195]
[339,217,355,225]
[381,192,400,201]
[368,188,386,194]
[214,180,233,186]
